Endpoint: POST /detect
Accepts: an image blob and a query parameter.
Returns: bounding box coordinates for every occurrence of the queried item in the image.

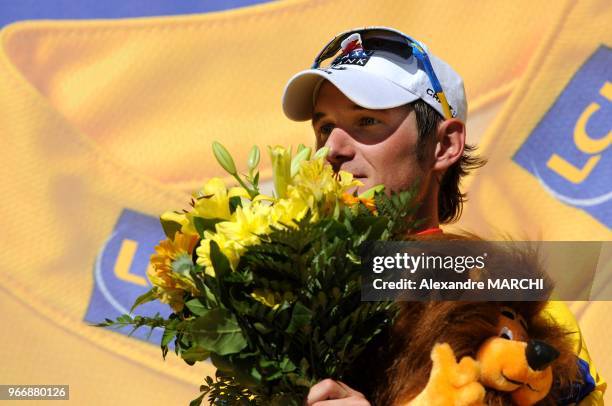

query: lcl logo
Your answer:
[546,81,611,184]
[84,208,169,344]
[514,46,611,228]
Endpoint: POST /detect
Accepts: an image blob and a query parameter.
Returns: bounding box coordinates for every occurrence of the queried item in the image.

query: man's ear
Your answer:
[432,119,466,172]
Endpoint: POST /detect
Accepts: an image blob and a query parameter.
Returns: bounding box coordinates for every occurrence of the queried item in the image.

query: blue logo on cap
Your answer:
[513,46,612,228]
[84,208,170,344]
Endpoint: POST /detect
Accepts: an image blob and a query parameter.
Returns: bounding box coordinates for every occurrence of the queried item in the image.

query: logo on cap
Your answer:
[331,33,373,67]
[426,88,457,118]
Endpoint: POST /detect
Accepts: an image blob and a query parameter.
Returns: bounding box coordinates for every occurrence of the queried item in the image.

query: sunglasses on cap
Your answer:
[311,27,453,119]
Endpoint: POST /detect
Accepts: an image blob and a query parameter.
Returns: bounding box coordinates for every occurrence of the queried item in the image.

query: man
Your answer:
[281,27,604,404]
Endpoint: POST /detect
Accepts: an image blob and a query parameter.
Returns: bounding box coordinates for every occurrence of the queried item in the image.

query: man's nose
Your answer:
[324,127,355,170]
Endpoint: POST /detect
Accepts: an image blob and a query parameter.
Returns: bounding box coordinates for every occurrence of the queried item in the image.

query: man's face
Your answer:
[312,81,433,195]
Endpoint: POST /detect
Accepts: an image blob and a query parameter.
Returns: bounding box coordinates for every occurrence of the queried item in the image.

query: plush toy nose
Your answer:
[526,339,560,370]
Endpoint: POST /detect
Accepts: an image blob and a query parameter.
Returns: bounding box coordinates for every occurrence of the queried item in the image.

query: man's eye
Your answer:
[319,124,334,136]
[360,117,380,126]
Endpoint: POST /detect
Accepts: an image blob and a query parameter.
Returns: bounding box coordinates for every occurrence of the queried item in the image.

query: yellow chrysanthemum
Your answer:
[196,203,274,273]
[148,232,200,312]
[216,204,272,246]
[341,192,378,215]
[195,230,243,275]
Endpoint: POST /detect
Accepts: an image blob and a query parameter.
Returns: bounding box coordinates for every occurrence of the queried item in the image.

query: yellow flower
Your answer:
[160,210,188,226]
[160,210,197,236]
[341,193,359,206]
[268,146,292,198]
[270,195,309,227]
[189,149,367,278]
[228,186,250,200]
[191,177,233,221]
[290,157,362,218]
[341,192,377,214]
[216,204,272,246]
[195,231,243,275]
[195,199,290,274]
[148,232,200,312]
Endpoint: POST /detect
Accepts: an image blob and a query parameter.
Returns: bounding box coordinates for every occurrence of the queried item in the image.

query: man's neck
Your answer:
[415,195,440,231]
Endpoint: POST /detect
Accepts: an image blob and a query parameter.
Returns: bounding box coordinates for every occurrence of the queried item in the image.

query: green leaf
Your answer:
[189,393,205,406]
[286,302,312,334]
[193,216,223,237]
[229,196,242,214]
[358,184,385,199]
[324,325,338,345]
[181,346,211,363]
[189,308,247,355]
[232,358,262,388]
[299,358,310,375]
[161,345,169,359]
[224,270,253,284]
[210,240,231,279]
[161,320,177,351]
[212,141,237,175]
[279,356,297,373]
[352,216,388,240]
[129,289,156,313]
[185,298,208,316]
[190,270,219,307]
[160,217,182,240]
[271,394,303,406]
[210,353,235,372]
[253,322,272,335]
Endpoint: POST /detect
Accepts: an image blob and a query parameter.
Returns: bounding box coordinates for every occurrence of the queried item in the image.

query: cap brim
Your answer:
[282,67,420,121]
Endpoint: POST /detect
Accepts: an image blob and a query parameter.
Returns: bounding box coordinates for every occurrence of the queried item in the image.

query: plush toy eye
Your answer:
[499,326,514,340]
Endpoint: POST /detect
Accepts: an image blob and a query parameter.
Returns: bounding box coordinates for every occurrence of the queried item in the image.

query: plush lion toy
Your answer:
[348,234,582,406]
[382,300,577,406]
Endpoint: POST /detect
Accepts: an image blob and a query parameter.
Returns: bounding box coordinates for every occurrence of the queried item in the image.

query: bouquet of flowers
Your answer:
[98,142,419,405]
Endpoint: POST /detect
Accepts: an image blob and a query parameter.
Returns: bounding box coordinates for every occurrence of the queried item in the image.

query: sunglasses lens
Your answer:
[362,37,413,59]
[315,29,413,68]
[316,34,350,65]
